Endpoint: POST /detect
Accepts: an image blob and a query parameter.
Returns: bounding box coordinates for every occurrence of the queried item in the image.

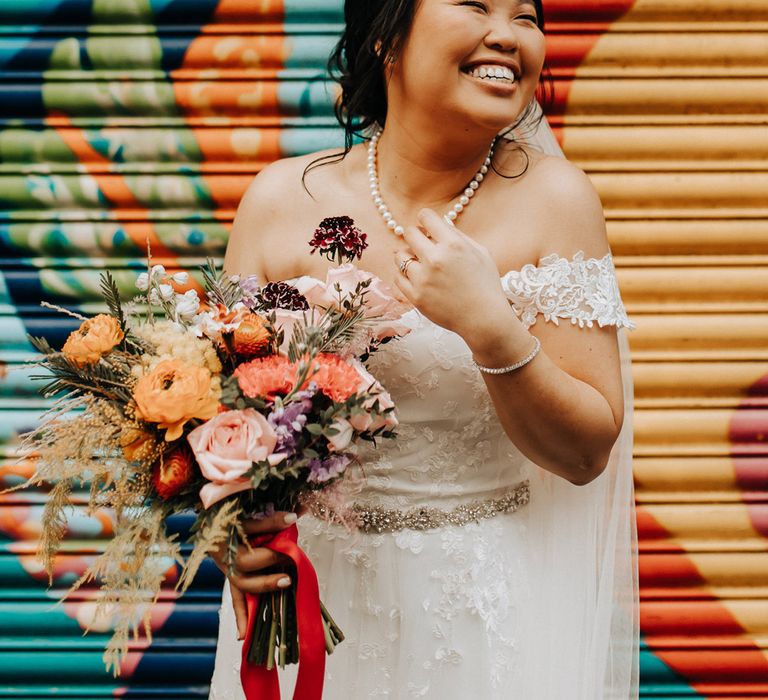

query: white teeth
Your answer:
[467,65,516,83]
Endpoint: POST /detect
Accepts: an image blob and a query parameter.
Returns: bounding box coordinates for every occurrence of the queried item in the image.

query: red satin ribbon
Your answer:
[240,524,326,700]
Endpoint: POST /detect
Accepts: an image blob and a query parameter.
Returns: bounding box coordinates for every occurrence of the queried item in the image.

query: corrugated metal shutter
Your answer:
[554,0,768,697]
[0,0,764,697]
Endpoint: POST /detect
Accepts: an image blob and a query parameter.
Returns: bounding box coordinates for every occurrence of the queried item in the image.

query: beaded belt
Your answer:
[309,480,530,534]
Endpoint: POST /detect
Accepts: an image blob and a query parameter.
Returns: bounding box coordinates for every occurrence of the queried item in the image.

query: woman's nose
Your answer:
[483,19,520,52]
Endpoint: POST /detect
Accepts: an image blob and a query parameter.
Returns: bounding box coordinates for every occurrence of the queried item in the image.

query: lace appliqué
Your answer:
[501,251,636,331]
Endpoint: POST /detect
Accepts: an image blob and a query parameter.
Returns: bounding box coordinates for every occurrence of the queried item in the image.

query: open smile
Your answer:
[460,64,519,93]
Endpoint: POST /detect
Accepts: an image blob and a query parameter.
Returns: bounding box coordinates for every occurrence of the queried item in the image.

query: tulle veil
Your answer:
[505,101,640,698]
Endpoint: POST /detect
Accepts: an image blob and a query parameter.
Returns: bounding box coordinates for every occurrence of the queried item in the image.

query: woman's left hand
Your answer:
[393,208,512,336]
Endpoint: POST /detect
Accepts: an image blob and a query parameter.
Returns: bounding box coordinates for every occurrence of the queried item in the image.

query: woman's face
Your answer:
[390,0,546,132]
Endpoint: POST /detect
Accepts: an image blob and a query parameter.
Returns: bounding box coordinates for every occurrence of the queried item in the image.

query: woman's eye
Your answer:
[516,14,539,24]
[460,1,488,11]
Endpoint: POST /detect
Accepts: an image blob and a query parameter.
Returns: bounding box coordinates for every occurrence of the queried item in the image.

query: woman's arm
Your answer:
[468,306,623,486]
[395,160,624,486]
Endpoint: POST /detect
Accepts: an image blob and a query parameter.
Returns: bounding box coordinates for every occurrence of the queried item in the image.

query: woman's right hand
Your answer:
[210,511,298,640]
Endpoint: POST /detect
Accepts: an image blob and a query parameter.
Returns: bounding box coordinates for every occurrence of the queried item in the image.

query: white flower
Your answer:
[135,272,149,291]
[150,264,166,279]
[148,289,160,305]
[327,418,354,452]
[189,310,218,338]
[229,275,240,283]
[158,283,174,301]
[174,290,200,318]
[171,271,189,284]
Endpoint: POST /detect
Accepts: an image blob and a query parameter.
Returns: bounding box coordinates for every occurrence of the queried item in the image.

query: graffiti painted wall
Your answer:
[0,0,765,697]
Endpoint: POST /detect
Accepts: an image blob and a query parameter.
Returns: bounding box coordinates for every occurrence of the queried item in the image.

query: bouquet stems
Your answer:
[248,584,344,668]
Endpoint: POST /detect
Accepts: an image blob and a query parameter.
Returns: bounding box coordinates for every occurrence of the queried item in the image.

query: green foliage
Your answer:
[200,257,241,308]
[99,271,126,331]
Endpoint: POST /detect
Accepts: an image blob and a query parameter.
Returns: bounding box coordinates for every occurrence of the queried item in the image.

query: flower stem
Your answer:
[266,593,278,671]
[321,600,345,643]
[278,589,288,669]
[321,615,335,654]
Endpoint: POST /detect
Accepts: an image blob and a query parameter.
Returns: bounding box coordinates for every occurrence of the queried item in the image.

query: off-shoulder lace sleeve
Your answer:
[500,251,636,330]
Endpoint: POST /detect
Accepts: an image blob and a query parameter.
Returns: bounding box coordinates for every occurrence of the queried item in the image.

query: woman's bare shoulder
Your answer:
[499,146,609,259]
[225,148,351,278]
[239,148,348,213]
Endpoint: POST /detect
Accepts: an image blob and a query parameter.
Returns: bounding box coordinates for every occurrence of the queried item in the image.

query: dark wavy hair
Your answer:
[303,0,552,190]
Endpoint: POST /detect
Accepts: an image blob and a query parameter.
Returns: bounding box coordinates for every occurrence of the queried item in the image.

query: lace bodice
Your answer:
[349,251,634,510]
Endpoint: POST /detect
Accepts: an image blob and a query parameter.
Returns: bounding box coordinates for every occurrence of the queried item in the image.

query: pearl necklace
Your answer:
[367,126,496,236]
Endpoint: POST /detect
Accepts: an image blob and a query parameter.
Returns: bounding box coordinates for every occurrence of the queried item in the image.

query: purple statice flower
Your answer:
[239,275,261,309]
[308,216,368,265]
[307,454,352,484]
[255,281,309,311]
[268,393,314,459]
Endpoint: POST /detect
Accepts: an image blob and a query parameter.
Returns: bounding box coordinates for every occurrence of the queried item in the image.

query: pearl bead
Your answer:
[368,126,495,236]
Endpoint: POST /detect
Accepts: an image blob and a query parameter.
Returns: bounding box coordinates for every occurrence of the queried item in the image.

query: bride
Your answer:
[209,0,639,698]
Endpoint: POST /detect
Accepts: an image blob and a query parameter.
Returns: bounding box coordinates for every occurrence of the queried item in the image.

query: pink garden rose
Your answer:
[326,264,410,320]
[273,307,323,355]
[293,265,409,320]
[187,409,285,509]
[291,266,411,345]
[348,360,398,433]
[292,276,335,309]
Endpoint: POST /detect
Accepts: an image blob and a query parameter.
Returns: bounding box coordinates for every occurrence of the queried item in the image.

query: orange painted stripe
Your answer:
[47,113,179,261]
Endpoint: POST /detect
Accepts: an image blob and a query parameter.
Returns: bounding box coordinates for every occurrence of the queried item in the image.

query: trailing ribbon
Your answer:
[240,524,326,700]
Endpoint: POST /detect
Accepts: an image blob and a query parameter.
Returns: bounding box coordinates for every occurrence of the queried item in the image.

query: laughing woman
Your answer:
[209,1,639,698]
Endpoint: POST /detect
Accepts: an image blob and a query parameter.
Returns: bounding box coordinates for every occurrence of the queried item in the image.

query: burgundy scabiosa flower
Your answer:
[309,216,368,265]
[255,281,309,311]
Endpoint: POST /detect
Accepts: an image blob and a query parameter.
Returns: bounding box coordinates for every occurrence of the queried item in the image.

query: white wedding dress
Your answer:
[209,252,639,699]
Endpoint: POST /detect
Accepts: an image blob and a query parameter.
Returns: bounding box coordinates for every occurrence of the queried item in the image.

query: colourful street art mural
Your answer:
[0,0,766,697]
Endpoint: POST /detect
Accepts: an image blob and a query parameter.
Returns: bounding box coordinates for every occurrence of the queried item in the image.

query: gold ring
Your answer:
[399,256,417,278]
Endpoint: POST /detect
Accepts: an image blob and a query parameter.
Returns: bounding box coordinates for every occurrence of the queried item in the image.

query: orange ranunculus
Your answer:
[310,353,363,403]
[62,314,124,366]
[234,355,298,398]
[133,359,220,441]
[232,313,271,356]
[152,444,196,500]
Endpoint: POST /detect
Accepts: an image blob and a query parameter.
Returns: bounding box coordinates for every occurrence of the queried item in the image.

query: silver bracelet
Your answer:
[473,335,541,375]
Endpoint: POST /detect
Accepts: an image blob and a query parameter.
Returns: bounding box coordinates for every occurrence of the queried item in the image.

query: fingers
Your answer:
[393,267,416,302]
[230,581,249,640]
[229,571,292,595]
[401,221,436,260]
[242,511,297,535]
[236,544,292,573]
[416,208,459,243]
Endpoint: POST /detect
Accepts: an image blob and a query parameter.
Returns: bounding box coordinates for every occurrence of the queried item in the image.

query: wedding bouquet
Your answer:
[8,216,409,695]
